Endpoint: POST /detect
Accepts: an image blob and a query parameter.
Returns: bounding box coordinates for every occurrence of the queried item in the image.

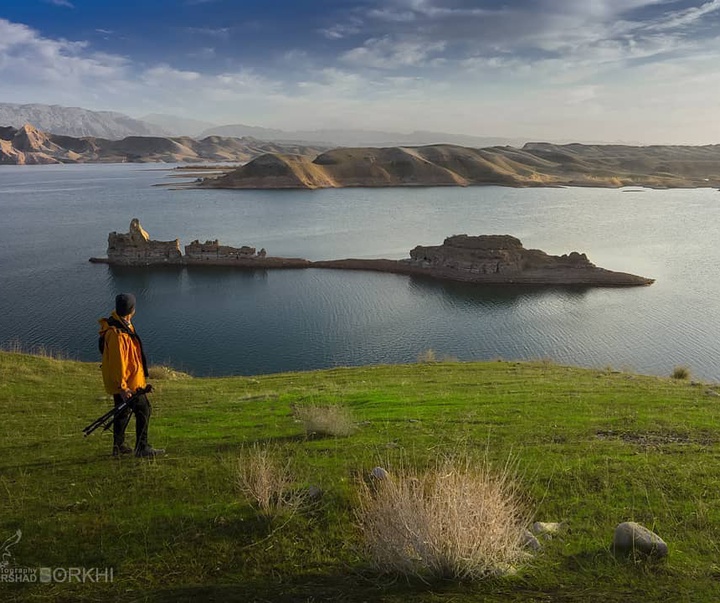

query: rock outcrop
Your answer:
[185,240,261,262]
[93,220,309,268]
[92,222,654,287]
[404,234,619,283]
[107,218,182,265]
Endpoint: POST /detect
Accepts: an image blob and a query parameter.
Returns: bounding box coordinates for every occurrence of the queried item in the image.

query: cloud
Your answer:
[319,22,362,40]
[329,0,715,72]
[143,65,202,83]
[187,47,216,59]
[341,36,446,69]
[645,0,720,31]
[184,26,230,38]
[45,0,74,8]
[0,19,128,83]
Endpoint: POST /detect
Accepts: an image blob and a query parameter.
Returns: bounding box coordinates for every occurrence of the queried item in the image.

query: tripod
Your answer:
[83,385,153,437]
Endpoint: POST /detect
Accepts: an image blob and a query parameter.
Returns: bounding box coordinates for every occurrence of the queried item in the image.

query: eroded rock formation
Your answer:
[409,235,595,276]
[92,222,653,287]
[185,239,261,261]
[107,219,182,265]
[95,220,309,268]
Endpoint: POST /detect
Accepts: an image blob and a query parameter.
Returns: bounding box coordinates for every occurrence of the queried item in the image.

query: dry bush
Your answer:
[293,404,355,437]
[356,455,530,580]
[148,365,192,380]
[235,444,307,518]
[671,365,690,380]
[1,339,69,360]
[417,349,458,363]
[417,349,438,363]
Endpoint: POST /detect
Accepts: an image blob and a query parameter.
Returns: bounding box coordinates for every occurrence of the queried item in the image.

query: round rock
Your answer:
[370,466,389,480]
[613,521,668,557]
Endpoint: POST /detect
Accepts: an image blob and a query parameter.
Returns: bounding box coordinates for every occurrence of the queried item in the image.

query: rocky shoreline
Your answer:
[89,220,654,287]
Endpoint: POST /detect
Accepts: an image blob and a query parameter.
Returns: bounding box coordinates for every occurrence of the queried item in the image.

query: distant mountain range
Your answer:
[196,123,528,148]
[0,123,326,165]
[0,103,529,147]
[140,113,218,137]
[202,143,720,190]
[0,103,170,138]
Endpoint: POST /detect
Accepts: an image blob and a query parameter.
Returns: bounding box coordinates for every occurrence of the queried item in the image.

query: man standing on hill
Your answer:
[98,293,164,458]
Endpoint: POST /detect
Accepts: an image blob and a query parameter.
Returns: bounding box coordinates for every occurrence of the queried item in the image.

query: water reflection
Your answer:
[407,274,593,307]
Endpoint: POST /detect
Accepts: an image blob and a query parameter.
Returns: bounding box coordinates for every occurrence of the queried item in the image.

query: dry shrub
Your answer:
[235,444,307,518]
[1,339,69,360]
[356,455,530,580]
[293,404,355,437]
[417,349,458,363]
[417,349,438,363]
[148,365,192,380]
[671,365,690,380]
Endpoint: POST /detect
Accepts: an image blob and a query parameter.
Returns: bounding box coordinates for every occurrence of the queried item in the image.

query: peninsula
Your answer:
[198,143,720,189]
[89,220,654,287]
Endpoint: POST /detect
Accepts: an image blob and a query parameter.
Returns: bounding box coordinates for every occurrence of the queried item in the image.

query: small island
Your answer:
[90,220,654,287]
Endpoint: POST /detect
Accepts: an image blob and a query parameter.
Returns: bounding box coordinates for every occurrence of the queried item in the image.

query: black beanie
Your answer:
[115,293,136,317]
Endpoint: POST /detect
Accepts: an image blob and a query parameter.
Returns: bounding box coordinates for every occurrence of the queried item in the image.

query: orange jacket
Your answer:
[98,311,147,395]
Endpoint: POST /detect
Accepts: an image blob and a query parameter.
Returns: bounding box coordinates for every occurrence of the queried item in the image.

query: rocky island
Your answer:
[90,220,654,287]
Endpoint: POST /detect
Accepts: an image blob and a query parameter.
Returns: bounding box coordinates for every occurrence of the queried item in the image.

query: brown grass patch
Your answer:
[356,455,531,580]
[235,444,307,518]
[148,365,192,380]
[293,404,355,437]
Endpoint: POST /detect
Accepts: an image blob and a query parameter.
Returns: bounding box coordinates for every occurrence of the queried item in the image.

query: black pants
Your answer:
[113,392,151,452]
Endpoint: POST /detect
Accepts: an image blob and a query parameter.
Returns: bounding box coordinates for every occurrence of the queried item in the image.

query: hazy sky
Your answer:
[1,0,719,143]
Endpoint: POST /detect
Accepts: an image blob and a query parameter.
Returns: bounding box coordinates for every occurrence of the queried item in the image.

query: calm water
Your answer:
[1,163,719,379]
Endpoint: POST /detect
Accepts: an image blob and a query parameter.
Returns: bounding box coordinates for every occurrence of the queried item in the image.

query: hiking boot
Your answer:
[112,444,133,456]
[135,447,165,458]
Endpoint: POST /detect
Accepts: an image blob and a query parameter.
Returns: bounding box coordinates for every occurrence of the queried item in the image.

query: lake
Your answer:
[1,163,719,380]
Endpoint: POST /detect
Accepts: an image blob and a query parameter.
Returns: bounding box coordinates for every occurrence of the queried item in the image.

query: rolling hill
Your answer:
[203,143,720,189]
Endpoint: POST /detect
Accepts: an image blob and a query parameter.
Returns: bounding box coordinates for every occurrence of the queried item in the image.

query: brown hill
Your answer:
[203,143,720,189]
[0,124,326,165]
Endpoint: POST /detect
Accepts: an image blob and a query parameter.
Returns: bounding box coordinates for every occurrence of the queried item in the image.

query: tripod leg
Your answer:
[112,395,133,450]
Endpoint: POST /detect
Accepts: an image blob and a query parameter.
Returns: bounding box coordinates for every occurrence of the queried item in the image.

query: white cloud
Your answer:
[341,36,446,69]
[319,22,362,40]
[45,0,74,8]
[184,26,230,38]
[143,65,201,82]
[645,0,720,30]
[0,19,128,85]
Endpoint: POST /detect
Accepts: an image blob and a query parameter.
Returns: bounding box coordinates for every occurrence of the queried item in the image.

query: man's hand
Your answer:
[120,389,133,402]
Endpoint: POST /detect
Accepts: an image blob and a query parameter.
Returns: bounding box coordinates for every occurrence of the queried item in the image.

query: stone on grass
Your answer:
[613,521,668,557]
[370,466,388,480]
[308,485,322,499]
[521,528,542,551]
[532,521,564,536]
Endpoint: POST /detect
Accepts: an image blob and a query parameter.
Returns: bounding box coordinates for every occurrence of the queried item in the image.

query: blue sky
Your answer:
[1,0,720,142]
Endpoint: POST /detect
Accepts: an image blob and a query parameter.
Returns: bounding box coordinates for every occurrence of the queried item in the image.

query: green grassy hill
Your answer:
[2,351,720,601]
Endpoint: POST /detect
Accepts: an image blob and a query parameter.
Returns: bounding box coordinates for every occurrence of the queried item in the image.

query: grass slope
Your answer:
[2,352,720,601]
